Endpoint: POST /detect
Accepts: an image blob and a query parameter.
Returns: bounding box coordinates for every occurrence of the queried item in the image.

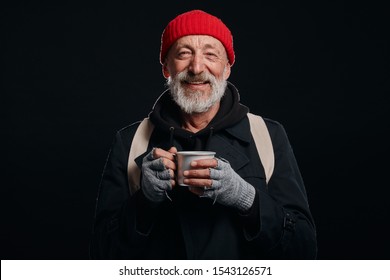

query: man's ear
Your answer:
[162,63,170,78]
[223,63,231,80]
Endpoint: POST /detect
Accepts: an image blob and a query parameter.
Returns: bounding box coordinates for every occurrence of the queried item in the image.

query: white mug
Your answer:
[176,151,216,186]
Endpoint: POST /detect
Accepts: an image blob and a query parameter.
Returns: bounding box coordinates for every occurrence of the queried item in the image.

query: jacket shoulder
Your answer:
[253,116,288,144]
[114,120,143,153]
[248,113,284,133]
[118,120,142,136]
[262,117,283,131]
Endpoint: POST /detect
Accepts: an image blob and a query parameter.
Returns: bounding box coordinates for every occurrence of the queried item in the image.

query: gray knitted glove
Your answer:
[202,158,256,212]
[141,149,172,203]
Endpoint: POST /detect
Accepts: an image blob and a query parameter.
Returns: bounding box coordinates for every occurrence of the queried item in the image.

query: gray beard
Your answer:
[167,71,227,114]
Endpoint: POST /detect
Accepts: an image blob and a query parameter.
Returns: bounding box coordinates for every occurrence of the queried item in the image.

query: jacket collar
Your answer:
[225,115,252,143]
[206,116,251,171]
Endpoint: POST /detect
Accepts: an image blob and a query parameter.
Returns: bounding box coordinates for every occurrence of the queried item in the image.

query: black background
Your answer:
[2,0,389,260]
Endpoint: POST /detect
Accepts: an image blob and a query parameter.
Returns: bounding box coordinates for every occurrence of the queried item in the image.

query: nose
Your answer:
[188,53,205,75]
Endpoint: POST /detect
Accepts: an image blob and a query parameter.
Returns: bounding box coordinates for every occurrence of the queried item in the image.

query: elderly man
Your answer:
[90,9,317,259]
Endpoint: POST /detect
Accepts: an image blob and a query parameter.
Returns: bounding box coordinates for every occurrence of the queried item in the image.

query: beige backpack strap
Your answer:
[127,118,154,195]
[247,113,275,184]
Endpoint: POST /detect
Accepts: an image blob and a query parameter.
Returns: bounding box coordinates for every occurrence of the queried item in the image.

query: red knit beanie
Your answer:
[160,10,235,66]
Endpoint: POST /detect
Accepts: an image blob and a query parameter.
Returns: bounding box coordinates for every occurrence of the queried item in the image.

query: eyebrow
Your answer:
[203,43,218,49]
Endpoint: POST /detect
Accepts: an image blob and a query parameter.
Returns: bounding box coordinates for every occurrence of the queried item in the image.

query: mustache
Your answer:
[177,71,213,83]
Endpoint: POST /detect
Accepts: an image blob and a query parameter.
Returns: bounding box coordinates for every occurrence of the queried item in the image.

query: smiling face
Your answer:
[163,35,231,114]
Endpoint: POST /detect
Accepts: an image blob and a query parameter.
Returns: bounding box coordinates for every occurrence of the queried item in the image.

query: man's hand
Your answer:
[183,158,256,212]
[141,147,177,203]
[182,158,217,196]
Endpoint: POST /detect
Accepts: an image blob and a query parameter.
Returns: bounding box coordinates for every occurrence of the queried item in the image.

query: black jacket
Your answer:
[90,82,317,259]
